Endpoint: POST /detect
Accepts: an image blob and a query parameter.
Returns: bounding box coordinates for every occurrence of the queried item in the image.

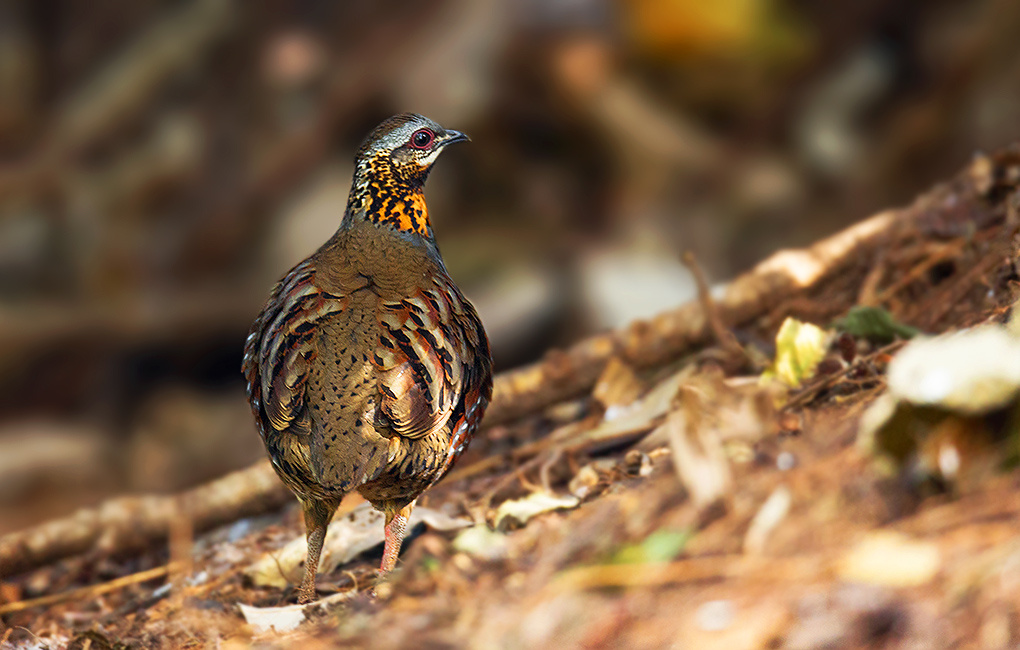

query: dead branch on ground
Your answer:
[0,462,289,577]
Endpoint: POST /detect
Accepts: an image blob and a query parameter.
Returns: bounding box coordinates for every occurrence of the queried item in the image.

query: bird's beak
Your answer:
[440,129,470,146]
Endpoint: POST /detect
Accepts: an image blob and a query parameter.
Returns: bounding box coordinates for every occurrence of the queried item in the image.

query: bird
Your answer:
[242,113,492,603]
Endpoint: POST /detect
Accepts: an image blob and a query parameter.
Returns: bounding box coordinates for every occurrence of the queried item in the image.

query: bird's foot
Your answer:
[297,582,318,604]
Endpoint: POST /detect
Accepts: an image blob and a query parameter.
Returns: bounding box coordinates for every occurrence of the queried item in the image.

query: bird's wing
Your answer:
[373,276,491,444]
[434,315,492,481]
[242,260,348,439]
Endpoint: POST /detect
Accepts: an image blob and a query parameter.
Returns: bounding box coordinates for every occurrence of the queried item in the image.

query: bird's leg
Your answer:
[298,498,339,604]
[380,502,415,574]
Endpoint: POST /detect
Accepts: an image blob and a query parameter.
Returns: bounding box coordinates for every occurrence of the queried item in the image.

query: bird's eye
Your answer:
[410,128,434,149]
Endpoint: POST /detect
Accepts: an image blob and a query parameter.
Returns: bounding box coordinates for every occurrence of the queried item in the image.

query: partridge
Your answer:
[242,114,492,603]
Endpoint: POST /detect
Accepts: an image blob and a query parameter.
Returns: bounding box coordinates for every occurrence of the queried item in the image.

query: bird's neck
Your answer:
[343,158,433,238]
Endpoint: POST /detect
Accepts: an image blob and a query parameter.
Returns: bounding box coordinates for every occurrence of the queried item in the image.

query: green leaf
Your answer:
[610,529,692,565]
[834,306,919,344]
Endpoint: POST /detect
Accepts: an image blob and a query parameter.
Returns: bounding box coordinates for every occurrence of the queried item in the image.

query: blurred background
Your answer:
[1,0,1019,534]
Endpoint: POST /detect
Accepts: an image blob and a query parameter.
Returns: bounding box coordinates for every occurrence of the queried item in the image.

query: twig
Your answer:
[871,239,967,306]
[479,454,548,512]
[443,454,506,484]
[906,242,1007,330]
[0,563,179,615]
[446,417,602,484]
[538,450,564,493]
[856,249,888,306]
[783,341,904,410]
[681,250,745,362]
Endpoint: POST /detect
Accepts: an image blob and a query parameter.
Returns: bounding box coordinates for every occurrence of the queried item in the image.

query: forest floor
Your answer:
[4,145,1020,649]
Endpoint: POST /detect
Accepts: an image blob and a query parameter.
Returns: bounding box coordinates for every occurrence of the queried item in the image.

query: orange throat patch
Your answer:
[367,189,430,236]
[351,156,433,237]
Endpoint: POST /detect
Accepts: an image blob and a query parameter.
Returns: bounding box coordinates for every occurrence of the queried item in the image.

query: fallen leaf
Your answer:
[743,485,792,555]
[762,317,832,388]
[576,365,695,452]
[858,324,1020,481]
[640,372,776,452]
[567,463,601,499]
[239,602,306,634]
[593,357,647,413]
[452,525,511,561]
[246,503,471,588]
[885,326,1020,413]
[837,531,940,588]
[664,385,734,509]
[494,492,580,530]
[238,590,359,634]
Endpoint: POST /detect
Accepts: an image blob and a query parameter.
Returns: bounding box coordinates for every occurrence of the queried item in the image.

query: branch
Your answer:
[0,461,289,577]
[483,210,899,426]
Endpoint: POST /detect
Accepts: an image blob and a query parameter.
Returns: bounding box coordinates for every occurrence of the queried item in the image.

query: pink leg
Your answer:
[298,498,339,604]
[380,503,414,574]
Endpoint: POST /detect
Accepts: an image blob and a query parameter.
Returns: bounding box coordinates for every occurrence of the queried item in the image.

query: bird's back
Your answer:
[244,219,490,507]
[303,280,388,491]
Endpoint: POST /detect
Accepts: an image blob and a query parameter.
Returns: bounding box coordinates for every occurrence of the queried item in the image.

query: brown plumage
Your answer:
[242,114,492,603]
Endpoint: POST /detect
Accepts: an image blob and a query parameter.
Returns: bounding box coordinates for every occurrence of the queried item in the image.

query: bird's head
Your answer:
[355,113,469,186]
[346,114,469,236]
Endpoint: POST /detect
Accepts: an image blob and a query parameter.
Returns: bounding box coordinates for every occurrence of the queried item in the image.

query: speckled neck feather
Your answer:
[345,151,432,238]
